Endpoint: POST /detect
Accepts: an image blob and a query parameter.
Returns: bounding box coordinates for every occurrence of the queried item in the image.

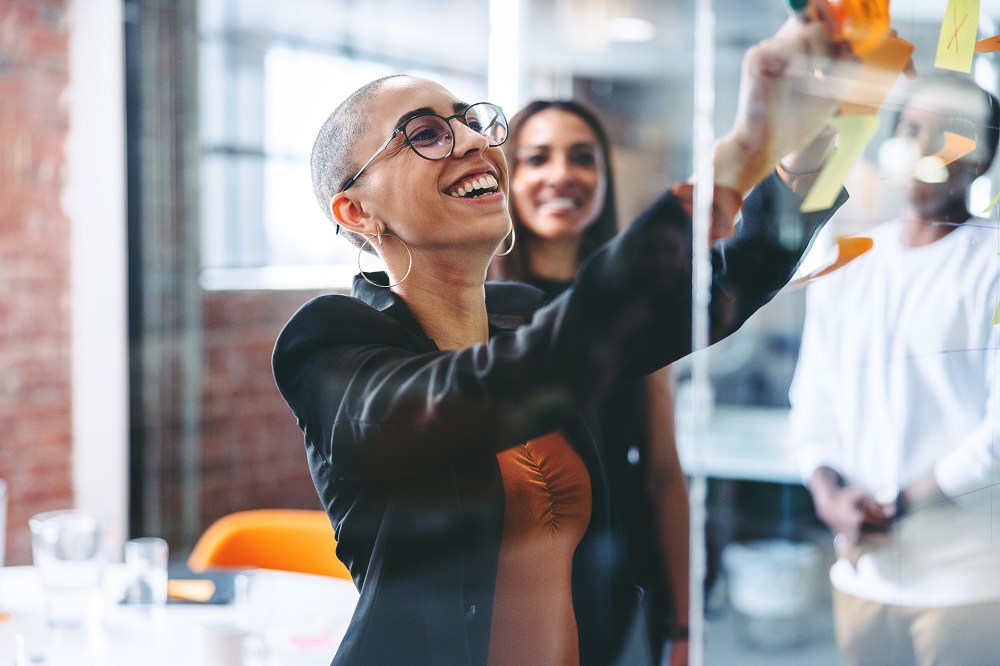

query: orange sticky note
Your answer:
[906,132,977,182]
[932,132,977,165]
[801,115,881,213]
[791,236,874,286]
[935,0,980,73]
[975,35,1000,53]
[841,36,916,117]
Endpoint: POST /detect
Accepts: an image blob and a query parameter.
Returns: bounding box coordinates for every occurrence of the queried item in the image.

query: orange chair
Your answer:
[187,509,352,580]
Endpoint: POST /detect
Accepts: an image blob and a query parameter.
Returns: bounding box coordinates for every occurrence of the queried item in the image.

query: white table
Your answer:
[0,565,359,666]
[675,405,801,484]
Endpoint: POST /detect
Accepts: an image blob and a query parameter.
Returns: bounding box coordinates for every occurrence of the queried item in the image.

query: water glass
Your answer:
[29,510,110,628]
[124,537,168,605]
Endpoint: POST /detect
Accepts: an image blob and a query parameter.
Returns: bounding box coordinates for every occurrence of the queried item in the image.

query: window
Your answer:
[197,0,489,290]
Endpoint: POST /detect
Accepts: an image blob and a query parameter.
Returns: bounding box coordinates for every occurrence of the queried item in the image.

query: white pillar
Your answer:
[65,0,129,561]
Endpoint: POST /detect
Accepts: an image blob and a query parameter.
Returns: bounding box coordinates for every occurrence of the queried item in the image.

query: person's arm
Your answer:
[714,19,858,196]
[790,281,893,560]
[273,17,856,482]
[273,175,840,481]
[643,367,689,666]
[789,277,844,486]
[909,295,1000,513]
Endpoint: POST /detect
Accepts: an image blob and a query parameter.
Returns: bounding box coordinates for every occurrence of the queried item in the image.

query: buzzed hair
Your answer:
[311,74,408,249]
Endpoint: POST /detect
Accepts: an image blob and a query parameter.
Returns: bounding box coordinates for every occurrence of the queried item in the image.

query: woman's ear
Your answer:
[330,193,375,235]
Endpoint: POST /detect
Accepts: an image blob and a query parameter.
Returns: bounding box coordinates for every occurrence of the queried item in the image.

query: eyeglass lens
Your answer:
[403,104,507,160]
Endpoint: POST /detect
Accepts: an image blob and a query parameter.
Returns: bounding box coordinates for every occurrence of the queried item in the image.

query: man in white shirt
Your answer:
[790,74,1000,666]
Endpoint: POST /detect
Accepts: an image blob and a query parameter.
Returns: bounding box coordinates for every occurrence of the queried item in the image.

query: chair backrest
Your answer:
[187,509,352,580]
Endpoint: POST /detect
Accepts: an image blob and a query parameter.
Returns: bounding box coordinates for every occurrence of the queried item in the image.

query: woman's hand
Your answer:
[716,17,860,193]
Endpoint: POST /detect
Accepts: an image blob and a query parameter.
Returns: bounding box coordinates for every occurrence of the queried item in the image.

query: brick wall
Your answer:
[0,1,73,566]
[199,290,326,530]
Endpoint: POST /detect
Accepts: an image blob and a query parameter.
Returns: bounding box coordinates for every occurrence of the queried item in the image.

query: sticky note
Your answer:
[932,132,977,165]
[791,236,874,287]
[983,191,1000,214]
[975,35,1000,53]
[841,36,916,117]
[935,0,981,73]
[801,115,881,213]
[906,132,977,183]
[991,300,1000,325]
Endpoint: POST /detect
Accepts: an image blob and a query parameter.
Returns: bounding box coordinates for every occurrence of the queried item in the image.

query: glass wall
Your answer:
[126,0,1000,663]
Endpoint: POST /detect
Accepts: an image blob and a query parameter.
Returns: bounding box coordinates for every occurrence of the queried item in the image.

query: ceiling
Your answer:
[199,0,1000,81]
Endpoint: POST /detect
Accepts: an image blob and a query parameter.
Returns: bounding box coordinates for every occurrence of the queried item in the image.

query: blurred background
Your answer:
[2,0,999,662]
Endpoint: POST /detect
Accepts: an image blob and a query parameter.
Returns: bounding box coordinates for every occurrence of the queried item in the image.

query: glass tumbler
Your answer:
[29,510,110,627]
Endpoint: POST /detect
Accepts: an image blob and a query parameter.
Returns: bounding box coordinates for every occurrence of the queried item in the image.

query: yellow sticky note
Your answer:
[801,115,881,213]
[935,0,980,72]
[991,300,1000,325]
[984,191,1000,214]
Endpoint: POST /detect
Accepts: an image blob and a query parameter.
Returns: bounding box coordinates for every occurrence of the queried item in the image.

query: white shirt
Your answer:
[789,219,1000,606]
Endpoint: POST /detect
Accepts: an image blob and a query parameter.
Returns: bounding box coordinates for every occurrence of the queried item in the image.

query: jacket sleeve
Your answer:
[273,173,846,481]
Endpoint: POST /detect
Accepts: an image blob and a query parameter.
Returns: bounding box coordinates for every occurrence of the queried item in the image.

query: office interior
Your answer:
[2,0,1000,663]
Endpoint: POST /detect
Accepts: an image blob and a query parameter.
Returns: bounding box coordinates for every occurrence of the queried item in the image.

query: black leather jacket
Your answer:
[272,174,844,665]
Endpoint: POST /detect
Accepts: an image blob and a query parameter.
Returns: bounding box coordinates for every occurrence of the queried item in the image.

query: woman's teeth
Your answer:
[451,174,499,198]
[541,197,578,211]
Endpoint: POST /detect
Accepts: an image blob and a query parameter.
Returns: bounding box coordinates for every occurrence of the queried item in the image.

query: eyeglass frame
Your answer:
[338,102,508,193]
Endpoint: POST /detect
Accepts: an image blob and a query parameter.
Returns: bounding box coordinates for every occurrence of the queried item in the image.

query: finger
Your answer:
[858,496,895,525]
[886,28,918,79]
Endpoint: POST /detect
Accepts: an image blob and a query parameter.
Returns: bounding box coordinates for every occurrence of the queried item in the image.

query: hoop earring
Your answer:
[494,221,516,257]
[358,231,413,288]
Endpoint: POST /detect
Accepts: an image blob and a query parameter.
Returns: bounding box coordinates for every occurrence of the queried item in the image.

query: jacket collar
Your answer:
[351,272,546,345]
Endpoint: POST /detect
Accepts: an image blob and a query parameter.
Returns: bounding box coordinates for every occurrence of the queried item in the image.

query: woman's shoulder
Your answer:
[281,293,386,338]
[273,293,433,374]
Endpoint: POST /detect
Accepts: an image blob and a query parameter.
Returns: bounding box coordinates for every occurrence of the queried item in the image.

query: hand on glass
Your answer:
[716,16,861,193]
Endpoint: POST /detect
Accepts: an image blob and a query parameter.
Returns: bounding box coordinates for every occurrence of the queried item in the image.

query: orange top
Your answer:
[487,432,592,666]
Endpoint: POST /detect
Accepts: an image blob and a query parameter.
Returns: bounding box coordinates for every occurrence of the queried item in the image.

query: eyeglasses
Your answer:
[339,102,508,192]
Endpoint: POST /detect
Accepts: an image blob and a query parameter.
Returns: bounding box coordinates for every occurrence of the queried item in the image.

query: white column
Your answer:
[65,0,129,560]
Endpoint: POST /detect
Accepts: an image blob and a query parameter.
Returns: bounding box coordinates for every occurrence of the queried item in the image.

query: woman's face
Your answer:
[510,109,607,242]
[346,77,511,256]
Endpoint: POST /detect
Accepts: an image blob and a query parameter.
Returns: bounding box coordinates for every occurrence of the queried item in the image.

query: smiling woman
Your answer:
[272,18,860,665]
[489,100,690,666]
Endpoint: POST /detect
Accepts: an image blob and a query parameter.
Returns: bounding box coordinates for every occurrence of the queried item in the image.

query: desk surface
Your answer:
[675,405,802,484]
[0,565,359,666]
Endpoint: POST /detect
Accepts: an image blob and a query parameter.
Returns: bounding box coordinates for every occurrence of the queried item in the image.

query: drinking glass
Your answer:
[124,536,168,605]
[29,510,110,627]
